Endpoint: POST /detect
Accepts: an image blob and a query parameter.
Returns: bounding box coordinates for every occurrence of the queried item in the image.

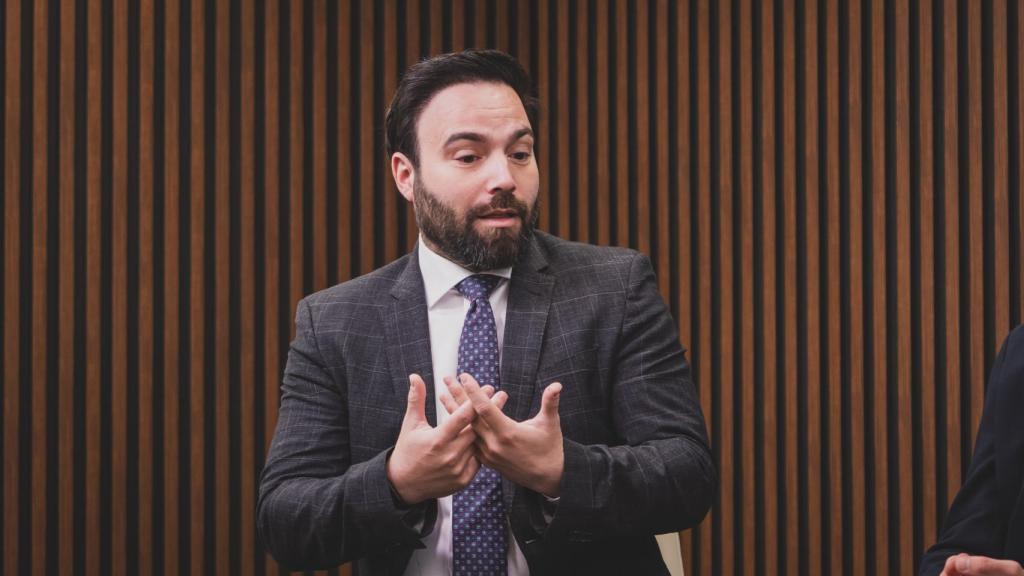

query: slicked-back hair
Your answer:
[384,49,540,167]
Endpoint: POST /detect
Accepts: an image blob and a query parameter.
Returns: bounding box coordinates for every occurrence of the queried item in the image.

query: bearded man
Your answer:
[257,49,714,576]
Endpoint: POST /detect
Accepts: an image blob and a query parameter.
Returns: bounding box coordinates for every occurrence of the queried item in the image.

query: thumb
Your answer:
[539,382,562,422]
[404,374,428,428]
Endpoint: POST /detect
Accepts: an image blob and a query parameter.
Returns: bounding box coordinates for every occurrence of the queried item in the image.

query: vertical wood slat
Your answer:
[917,0,939,562]
[239,0,256,572]
[262,4,281,576]
[595,0,610,248]
[802,1,823,572]
[556,0,570,239]
[674,0,693,569]
[212,0,230,568]
[614,0,629,246]
[137,0,155,572]
[846,0,868,573]
[992,0,1010,347]
[357,0,373,274]
[31,1,49,575]
[162,0,181,573]
[2,1,1023,574]
[781,0,800,571]
[942,0,964,509]
[112,0,129,570]
[401,0,419,252]
[57,0,78,573]
[694,1,713,572]
[1015,0,1024,342]
[86,0,103,573]
[381,0,397,265]
[313,0,328,289]
[893,0,913,571]
[966,0,986,457]
[536,0,550,233]
[576,0,591,246]
[715,0,735,573]
[654,0,669,296]
[3,1,20,573]
[187,0,206,571]
[736,0,756,571]
[824,1,843,574]
[870,1,890,573]
[757,0,779,572]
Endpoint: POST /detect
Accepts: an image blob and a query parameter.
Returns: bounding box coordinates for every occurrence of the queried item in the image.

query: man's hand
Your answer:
[941,554,1024,576]
[443,373,565,497]
[386,374,488,505]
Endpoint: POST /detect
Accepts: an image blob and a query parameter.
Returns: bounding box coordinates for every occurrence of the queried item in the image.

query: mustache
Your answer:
[467,191,531,220]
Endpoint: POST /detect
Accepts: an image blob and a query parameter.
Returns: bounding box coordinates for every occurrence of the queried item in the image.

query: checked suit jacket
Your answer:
[257,231,715,575]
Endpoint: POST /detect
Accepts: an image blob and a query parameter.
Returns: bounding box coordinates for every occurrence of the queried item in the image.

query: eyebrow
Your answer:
[442,127,535,148]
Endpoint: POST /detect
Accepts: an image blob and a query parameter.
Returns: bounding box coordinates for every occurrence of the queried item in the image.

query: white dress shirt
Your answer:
[402,237,530,576]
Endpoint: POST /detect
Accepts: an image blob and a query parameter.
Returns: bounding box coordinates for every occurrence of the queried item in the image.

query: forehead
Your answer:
[416,82,531,147]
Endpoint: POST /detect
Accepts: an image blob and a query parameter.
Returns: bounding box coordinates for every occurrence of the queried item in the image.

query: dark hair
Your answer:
[384,49,539,167]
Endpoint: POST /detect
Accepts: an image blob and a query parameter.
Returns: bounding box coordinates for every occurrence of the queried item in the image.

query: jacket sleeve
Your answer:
[534,252,716,542]
[918,332,1016,575]
[256,296,435,570]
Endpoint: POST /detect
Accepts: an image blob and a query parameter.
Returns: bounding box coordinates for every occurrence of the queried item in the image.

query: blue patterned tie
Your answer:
[453,274,507,576]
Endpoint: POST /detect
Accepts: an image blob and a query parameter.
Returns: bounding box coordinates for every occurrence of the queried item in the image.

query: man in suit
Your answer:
[257,49,715,575]
[920,325,1024,576]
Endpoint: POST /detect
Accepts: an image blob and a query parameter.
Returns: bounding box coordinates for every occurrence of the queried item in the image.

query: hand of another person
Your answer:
[941,553,1024,576]
[386,374,490,505]
[444,373,564,498]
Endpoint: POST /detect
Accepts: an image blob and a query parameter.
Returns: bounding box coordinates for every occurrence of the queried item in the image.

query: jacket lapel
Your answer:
[500,238,555,509]
[384,247,438,426]
[501,237,555,423]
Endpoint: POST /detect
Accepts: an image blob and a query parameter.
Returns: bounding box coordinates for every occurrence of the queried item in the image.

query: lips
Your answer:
[479,210,518,219]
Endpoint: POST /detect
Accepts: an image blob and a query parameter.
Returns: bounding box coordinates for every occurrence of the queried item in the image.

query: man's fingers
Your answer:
[943,554,1024,576]
[492,390,509,411]
[942,554,962,576]
[437,398,477,439]
[459,373,513,433]
[957,555,1024,576]
[452,424,478,452]
[439,392,459,415]
[539,382,562,420]
[444,376,470,406]
[403,374,428,428]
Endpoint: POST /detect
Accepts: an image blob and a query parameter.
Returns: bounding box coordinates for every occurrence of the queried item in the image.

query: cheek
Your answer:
[515,168,540,198]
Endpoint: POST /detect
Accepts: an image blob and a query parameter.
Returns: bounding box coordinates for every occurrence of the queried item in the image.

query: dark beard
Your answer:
[413,178,539,272]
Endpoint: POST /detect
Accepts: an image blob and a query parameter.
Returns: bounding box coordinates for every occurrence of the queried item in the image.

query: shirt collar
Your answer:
[417,235,513,309]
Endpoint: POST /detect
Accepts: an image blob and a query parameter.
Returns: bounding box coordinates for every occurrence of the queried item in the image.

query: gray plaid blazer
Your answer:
[257,232,715,575]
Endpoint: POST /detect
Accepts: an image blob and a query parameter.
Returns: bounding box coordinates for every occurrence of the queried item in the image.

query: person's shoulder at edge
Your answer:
[1002,323,1024,364]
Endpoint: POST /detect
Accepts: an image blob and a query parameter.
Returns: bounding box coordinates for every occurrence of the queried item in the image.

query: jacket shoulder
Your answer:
[533,232,640,276]
[300,254,412,312]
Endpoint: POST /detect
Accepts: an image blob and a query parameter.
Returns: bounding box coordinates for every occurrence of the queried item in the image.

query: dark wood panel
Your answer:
[31,2,50,576]
[57,1,77,573]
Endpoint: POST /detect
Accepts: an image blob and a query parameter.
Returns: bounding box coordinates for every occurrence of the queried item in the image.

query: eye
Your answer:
[455,154,479,165]
[510,151,532,162]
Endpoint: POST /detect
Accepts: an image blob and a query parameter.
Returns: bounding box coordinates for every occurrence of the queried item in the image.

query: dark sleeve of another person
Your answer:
[919,325,1024,575]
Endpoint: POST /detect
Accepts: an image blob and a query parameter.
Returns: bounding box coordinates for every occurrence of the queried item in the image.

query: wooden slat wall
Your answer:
[3,1,1023,575]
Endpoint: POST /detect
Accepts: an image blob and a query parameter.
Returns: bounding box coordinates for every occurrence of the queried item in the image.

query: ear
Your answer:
[391,152,416,203]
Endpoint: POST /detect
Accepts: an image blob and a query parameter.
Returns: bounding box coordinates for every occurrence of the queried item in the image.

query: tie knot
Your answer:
[456,274,501,301]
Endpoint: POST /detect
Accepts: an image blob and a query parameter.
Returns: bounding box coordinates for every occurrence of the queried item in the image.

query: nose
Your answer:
[484,154,516,195]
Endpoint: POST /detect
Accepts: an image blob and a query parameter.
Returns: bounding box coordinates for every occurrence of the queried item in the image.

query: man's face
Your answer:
[395,82,541,271]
